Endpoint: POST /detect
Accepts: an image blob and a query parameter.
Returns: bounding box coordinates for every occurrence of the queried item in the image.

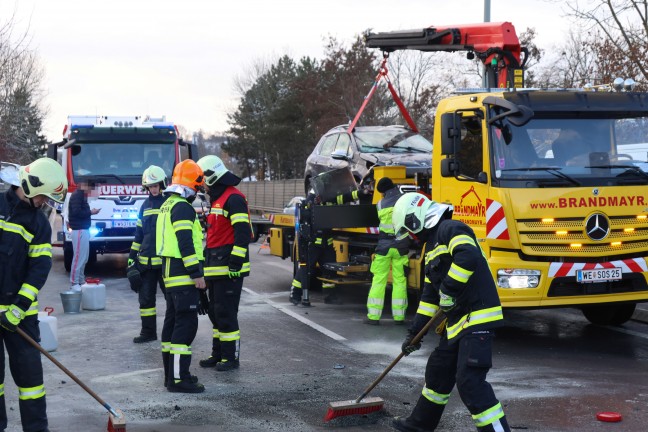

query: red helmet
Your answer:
[171,160,204,192]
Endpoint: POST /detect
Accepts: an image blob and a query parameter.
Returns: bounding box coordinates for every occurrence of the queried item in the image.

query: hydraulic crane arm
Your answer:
[365,22,526,89]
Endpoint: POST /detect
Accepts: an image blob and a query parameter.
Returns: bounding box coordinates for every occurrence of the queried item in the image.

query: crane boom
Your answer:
[365,22,525,89]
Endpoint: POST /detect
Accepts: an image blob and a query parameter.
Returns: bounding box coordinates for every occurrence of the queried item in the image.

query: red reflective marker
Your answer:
[596,412,622,423]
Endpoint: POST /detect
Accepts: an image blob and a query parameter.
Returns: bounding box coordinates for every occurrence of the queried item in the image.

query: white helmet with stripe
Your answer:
[392,192,453,235]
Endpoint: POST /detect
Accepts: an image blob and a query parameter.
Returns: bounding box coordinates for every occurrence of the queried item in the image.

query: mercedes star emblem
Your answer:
[585,213,610,241]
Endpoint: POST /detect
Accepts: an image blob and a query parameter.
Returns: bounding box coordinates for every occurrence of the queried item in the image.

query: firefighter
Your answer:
[127,165,167,343]
[196,155,252,372]
[365,177,410,325]
[391,193,510,432]
[156,159,206,393]
[0,157,67,432]
[289,186,361,306]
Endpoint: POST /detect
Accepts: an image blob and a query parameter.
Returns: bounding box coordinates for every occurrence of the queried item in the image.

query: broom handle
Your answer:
[354,309,444,403]
[16,327,120,418]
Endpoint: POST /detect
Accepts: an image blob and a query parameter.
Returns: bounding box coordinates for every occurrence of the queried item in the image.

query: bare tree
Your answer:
[566,0,648,84]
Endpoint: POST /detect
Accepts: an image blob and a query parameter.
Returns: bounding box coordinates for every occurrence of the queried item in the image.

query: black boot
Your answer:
[199,338,222,368]
[134,315,157,343]
[167,378,205,393]
[399,394,445,431]
[215,359,239,371]
[392,417,436,432]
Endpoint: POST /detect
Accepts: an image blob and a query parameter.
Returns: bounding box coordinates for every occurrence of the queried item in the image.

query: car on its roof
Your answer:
[303,125,432,193]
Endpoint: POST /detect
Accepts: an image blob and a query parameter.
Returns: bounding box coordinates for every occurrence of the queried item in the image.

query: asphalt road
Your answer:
[3,242,648,431]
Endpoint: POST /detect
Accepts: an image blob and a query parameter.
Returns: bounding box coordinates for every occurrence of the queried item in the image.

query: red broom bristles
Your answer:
[323,401,384,422]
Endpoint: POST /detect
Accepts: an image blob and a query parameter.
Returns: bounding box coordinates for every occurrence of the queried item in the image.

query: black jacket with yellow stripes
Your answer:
[0,188,52,316]
[410,219,503,343]
[128,194,166,269]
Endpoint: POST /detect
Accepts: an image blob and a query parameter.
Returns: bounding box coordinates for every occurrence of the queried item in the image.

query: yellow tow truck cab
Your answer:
[432,89,648,324]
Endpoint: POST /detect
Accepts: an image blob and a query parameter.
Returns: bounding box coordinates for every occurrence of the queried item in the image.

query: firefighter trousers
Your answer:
[290,244,336,301]
[407,330,510,432]
[367,248,409,321]
[0,317,48,432]
[138,268,165,337]
[206,277,243,362]
[161,287,199,384]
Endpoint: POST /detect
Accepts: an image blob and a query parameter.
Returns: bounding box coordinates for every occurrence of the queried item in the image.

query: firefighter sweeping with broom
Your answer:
[0,158,67,432]
[391,192,510,432]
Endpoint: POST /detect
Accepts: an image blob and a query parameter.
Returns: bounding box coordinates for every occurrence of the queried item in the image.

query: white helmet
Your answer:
[19,158,68,203]
[197,155,240,186]
[142,165,167,188]
[392,192,453,235]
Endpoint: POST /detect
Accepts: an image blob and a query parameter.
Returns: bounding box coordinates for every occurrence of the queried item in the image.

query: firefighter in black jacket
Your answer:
[197,155,252,371]
[392,193,510,432]
[128,165,167,343]
[289,187,361,306]
[0,157,67,432]
[156,160,206,393]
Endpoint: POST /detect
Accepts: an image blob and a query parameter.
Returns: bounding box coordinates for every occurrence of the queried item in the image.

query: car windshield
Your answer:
[354,130,432,154]
[491,115,648,187]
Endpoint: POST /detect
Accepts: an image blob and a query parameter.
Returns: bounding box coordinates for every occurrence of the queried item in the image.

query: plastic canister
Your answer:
[38,307,58,352]
[81,282,106,311]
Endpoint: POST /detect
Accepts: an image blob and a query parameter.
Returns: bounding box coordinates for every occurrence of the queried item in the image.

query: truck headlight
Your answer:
[497,269,541,288]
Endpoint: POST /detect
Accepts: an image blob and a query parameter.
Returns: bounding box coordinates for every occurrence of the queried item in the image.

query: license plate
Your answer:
[113,220,136,228]
[576,267,622,283]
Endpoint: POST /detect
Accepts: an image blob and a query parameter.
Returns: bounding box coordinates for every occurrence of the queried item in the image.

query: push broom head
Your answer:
[107,408,126,432]
[323,396,385,422]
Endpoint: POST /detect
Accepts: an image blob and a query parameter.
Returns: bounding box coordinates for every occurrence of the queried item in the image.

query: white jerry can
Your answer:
[38,307,58,352]
[81,281,106,311]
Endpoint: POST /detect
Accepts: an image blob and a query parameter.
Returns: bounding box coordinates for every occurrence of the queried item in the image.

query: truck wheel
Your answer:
[582,303,636,326]
[63,243,73,272]
[88,250,97,267]
[251,224,260,243]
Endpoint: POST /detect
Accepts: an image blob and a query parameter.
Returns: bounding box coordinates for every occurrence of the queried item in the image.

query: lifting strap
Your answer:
[347,53,419,134]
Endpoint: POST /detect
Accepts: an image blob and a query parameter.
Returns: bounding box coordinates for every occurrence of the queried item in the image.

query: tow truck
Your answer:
[47,115,199,271]
[358,21,648,325]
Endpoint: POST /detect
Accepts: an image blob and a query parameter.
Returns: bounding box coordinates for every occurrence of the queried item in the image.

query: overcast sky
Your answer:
[4,0,569,141]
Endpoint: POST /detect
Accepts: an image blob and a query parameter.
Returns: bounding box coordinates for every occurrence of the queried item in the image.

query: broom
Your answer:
[16,327,126,432]
[324,309,443,422]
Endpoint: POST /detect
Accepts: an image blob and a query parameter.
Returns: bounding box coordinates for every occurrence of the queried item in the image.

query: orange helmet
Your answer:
[171,160,204,192]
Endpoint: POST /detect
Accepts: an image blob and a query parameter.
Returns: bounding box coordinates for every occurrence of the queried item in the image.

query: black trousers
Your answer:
[0,316,47,432]
[291,243,336,300]
[408,330,509,431]
[138,268,165,335]
[161,287,199,382]
[206,277,243,362]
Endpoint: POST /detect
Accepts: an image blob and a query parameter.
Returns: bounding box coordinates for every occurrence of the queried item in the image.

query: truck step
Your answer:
[322,262,369,273]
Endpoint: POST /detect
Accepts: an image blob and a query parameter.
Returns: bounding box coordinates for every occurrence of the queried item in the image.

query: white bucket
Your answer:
[38,310,58,352]
[81,283,106,310]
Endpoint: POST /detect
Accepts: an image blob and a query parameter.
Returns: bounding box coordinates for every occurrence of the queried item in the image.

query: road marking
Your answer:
[602,325,648,340]
[243,287,347,341]
[91,367,163,383]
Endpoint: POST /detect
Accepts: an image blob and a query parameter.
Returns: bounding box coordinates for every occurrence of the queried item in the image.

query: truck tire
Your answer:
[251,224,260,243]
[582,303,636,326]
[63,242,73,272]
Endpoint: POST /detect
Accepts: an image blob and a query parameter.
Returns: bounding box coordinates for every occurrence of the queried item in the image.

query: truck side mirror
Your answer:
[440,158,460,177]
[440,113,462,155]
[47,144,57,160]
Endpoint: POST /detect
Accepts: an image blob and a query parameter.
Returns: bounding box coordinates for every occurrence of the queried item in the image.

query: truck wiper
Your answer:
[499,167,582,186]
[589,164,648,181]
[89,173,126,185]
[392,146,429,153]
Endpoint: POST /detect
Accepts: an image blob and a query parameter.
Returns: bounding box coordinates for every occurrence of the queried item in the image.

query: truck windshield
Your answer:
[71,142,175,183]
[490,116,648,187]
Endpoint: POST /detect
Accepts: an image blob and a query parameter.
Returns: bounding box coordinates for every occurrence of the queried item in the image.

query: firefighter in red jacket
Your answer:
[197,155,252,371]
[0,157,67,432]
[128,165,167,343]
[392,192,510,432]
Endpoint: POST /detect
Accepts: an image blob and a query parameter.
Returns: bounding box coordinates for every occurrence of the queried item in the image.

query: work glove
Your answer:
[228,261,243,279]
[401,330,422,356]
[127,258,135,267]
[198,290,210,315]
[0,305,26,332]
[127,263,143,293]
[439,291,456,312]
